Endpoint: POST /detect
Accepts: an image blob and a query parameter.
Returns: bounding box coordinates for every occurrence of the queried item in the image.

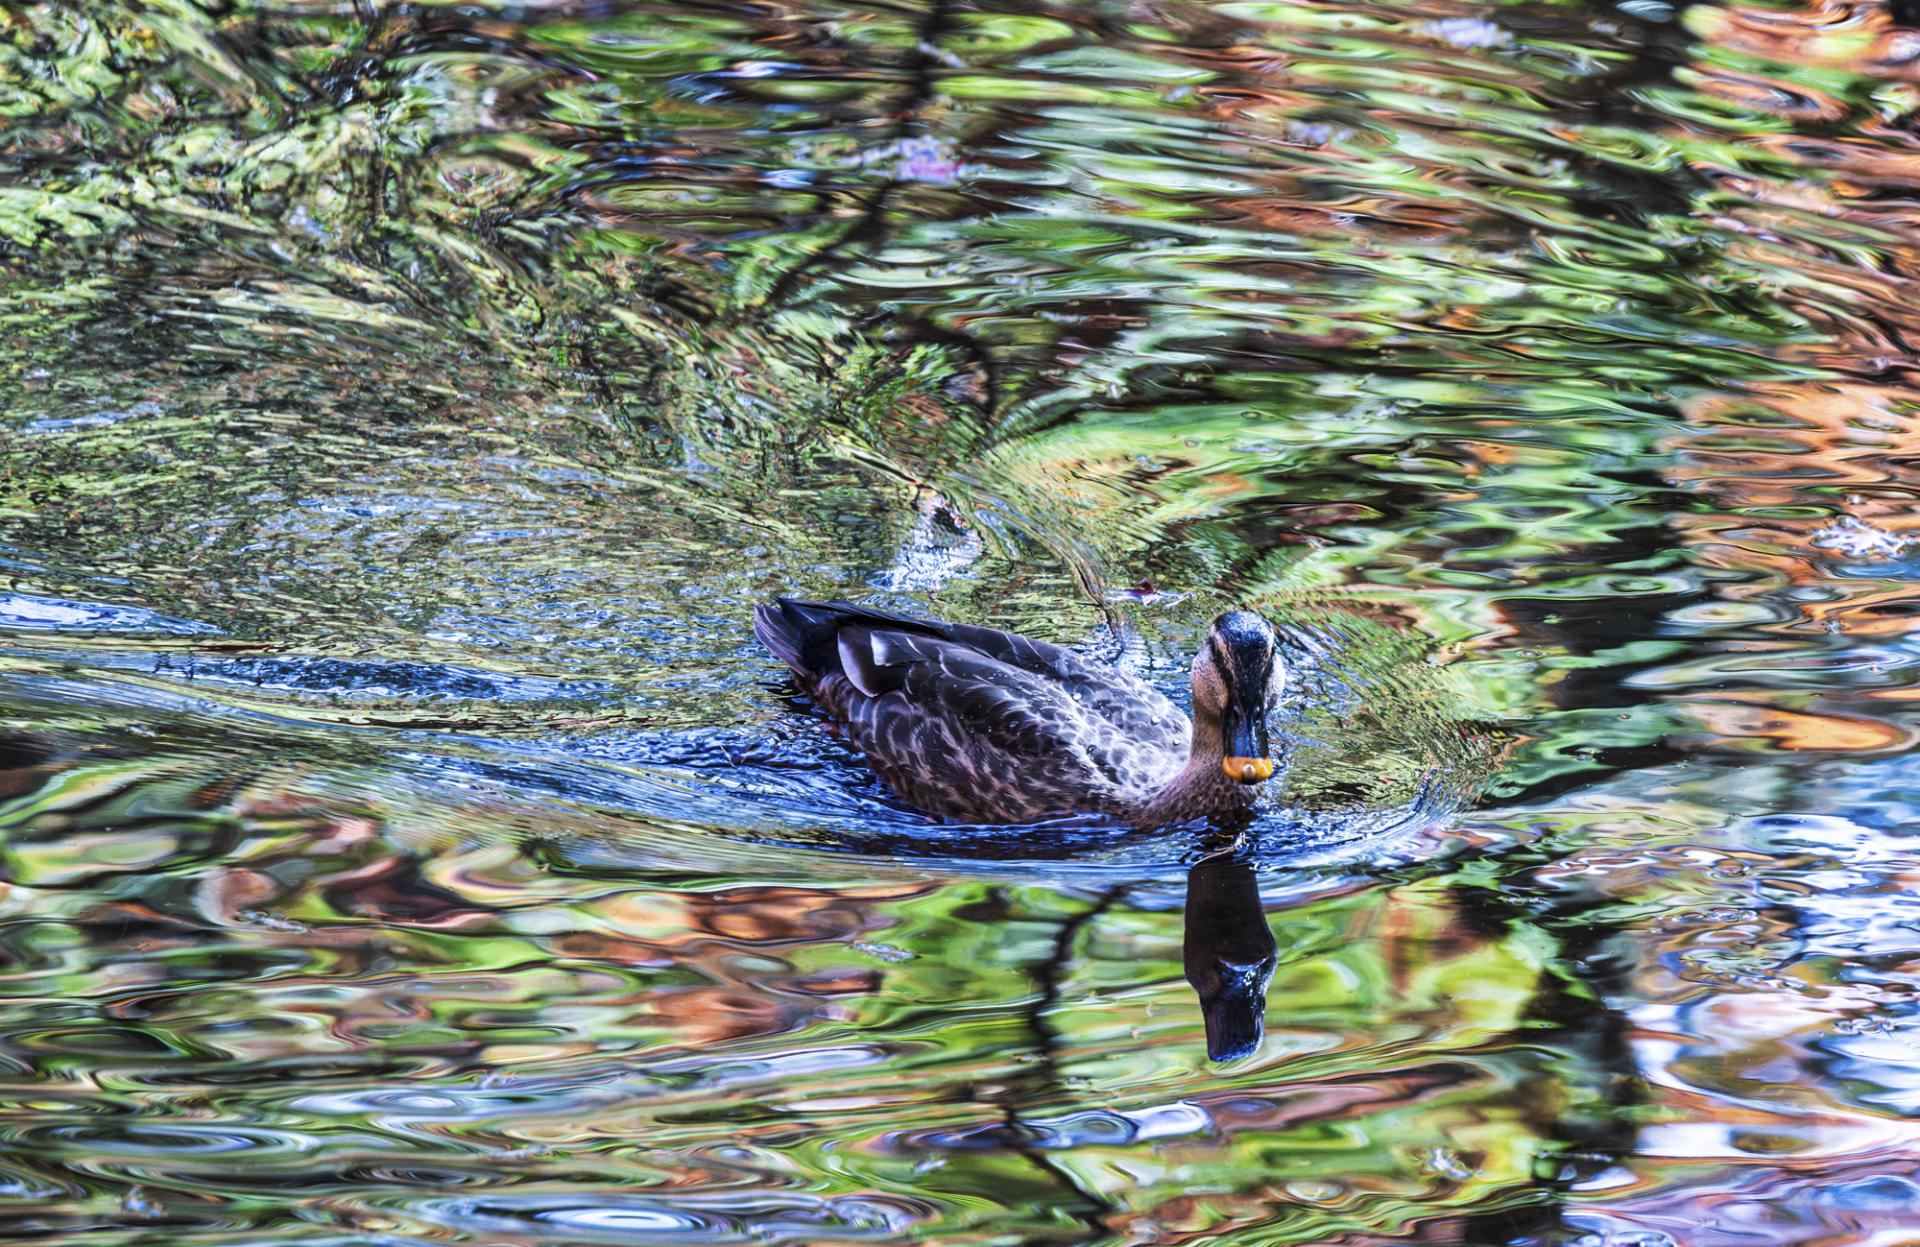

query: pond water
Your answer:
[5,1,1920,1242]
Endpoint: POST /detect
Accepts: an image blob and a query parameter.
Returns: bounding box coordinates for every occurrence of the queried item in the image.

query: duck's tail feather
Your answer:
[754,598,889,681]
[752,602,810,677]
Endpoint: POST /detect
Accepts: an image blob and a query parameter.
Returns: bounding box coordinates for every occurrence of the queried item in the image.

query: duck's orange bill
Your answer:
[1223,757,1275,783]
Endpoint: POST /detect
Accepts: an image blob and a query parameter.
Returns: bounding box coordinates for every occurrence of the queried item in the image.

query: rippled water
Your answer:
[6,1,1920,1242]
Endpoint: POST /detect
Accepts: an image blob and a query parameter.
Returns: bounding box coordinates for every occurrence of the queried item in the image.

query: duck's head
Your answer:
[1191,610,1283,784]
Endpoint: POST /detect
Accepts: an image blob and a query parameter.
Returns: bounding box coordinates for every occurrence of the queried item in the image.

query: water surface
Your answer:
[5,1,1920,1242]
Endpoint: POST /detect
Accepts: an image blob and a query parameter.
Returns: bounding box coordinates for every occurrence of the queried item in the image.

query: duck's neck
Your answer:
[1139,708,1259,827]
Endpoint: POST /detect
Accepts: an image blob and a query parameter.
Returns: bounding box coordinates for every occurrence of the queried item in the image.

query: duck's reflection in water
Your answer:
[1183,850,1277,1062]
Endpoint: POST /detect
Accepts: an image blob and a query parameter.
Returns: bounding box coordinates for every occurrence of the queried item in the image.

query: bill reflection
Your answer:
[1183,850,1278,1063]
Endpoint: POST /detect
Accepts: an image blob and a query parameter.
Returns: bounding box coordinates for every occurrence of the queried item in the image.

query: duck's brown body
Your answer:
[753,599,1277,827]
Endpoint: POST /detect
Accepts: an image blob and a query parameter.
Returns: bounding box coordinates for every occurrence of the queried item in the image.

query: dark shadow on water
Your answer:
[983,883,1128,1241]
[0,731,58,804]
[1444,852,1645,1243]
[0,731,55,775]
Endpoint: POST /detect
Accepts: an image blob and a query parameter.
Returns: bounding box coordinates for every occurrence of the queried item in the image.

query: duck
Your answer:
[752,598,1284,826]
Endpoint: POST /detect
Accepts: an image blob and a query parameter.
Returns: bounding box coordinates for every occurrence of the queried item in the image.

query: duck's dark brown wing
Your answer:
[752,599,1189,822]
[754,598,1187,752]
